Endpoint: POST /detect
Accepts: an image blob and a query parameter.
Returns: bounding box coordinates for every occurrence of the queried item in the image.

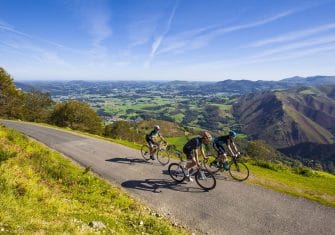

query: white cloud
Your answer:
[145,2,178,67]
[248,23,335,47]
[74,0,112,62]
[156,9,300,55]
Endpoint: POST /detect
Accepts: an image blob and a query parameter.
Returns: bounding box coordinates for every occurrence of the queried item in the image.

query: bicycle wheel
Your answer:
[195,169,216,190]
[140,145,151,161]
[204,155,220,174]
[157,149,170,165]
[229,160,249,181]
[204,160,221,174]
[168,163,186,183]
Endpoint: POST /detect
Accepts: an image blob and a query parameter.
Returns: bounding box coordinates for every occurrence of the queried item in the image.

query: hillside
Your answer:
[233,86,335,148]
[279,142,335,174]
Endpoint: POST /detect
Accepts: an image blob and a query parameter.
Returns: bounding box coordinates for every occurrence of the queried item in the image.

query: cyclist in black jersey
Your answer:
[145,125,166,160]
[182,131,212,181]
[212,130,240,170]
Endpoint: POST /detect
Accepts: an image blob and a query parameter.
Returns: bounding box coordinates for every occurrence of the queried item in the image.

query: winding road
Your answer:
[1,120,334,235]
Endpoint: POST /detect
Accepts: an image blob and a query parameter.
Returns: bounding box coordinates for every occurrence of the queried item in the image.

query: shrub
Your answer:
[293,166,314,177]
[252,160,285,172]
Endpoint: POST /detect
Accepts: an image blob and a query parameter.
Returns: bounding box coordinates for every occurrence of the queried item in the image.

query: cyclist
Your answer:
[212,130,240,170]
[145,125,166,160]
[182,131,212,181]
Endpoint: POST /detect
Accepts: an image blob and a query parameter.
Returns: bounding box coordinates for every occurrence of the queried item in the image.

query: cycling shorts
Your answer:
[183,146,194,160]
[213,142,226,155]
[146,135,157,148]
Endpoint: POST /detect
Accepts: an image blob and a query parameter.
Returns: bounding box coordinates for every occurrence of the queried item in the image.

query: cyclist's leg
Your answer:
[146,136,156,160]
[217,144,229,170]
[219,147,229,171]
[183,149,195,181]
[213,143,224,166]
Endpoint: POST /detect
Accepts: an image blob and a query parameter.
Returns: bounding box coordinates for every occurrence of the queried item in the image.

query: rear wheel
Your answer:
[195,169,216,190]
[204,155,220,174]
[229,161,249,181]
[168,163,185,183]
[140,145,151,161]
[157,149,170,165]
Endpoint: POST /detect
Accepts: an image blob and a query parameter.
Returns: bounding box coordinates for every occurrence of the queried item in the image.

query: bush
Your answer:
[49,100,103,135]
[252,160,285,172]
[293,166,314,177]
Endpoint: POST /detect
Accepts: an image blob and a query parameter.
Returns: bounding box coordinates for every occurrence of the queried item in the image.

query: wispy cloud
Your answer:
[145,1,179,67]
[0,22,75,69]
[177,31,335,73]
[74,0,112,63]
[156,9,300,55]
[252,34,335,58]
[248,22,335,47]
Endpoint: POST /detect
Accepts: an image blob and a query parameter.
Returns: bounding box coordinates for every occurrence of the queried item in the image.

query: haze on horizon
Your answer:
[1,0,335,82]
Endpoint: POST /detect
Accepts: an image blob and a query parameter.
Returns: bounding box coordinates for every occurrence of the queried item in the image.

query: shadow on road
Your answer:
[121,178,210,193]
[106,157,148,165]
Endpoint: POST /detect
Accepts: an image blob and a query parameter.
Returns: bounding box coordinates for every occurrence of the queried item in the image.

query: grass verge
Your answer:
[246,162,335,207]
[0,125,188,234]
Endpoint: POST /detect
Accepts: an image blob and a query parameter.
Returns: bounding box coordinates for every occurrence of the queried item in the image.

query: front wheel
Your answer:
[168,163,185,183]
[157,149,170,165]
[195,169,216,190]
[229,161,249,181]
[141,145,151,161]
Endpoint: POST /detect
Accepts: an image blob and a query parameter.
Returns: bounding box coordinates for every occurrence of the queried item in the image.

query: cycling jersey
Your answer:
[146,129,160,147]
[183,137,203,159]
[213,135,231,145]
[146,129,159,139]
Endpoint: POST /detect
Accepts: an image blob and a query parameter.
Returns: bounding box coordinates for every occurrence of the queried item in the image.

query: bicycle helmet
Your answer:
[229,130,237,137]
[202,131,212,141]
[154,125,160,130]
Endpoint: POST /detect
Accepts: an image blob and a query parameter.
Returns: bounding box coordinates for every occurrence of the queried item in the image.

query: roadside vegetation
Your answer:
[0,125,188,234]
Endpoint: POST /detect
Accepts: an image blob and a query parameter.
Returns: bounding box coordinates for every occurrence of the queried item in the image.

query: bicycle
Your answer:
[168,154,216,190]
[205,153,249,181]
[140,141,170,165]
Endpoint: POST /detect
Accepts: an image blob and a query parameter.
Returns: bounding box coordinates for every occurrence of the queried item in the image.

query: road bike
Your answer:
[205,153,249,181]
[140,141,170,165]
[168,154,216,190]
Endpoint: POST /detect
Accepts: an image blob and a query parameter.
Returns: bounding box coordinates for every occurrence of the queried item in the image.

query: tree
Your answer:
[0,67,24,119]
[50,100,103,135]
[23,90,54,122]
[104,121,144,143]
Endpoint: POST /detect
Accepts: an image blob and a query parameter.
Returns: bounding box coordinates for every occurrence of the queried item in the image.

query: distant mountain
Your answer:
[207,76,335,94]
[279,76,335,86]
[233,86,335,148]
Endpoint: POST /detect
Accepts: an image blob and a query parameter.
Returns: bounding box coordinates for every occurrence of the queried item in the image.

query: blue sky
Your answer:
[0,0,335,81]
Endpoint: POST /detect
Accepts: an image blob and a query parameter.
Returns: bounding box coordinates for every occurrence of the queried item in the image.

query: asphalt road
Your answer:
[1,120,335,235]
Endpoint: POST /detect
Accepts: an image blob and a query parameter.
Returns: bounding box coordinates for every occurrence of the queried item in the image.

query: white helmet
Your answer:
[154,125,160,130]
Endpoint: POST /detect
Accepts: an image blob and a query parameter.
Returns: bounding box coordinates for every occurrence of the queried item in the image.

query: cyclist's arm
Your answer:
[158,133,166,142]
[226,140,235,156]
[194,149,200,167]
[231,142,238,154]
[200,145,207,161]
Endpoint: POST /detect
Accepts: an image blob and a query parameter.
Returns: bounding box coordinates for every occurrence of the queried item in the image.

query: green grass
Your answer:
[0,126,188,234]
[166,136,190,151]
[246,162,335,207]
